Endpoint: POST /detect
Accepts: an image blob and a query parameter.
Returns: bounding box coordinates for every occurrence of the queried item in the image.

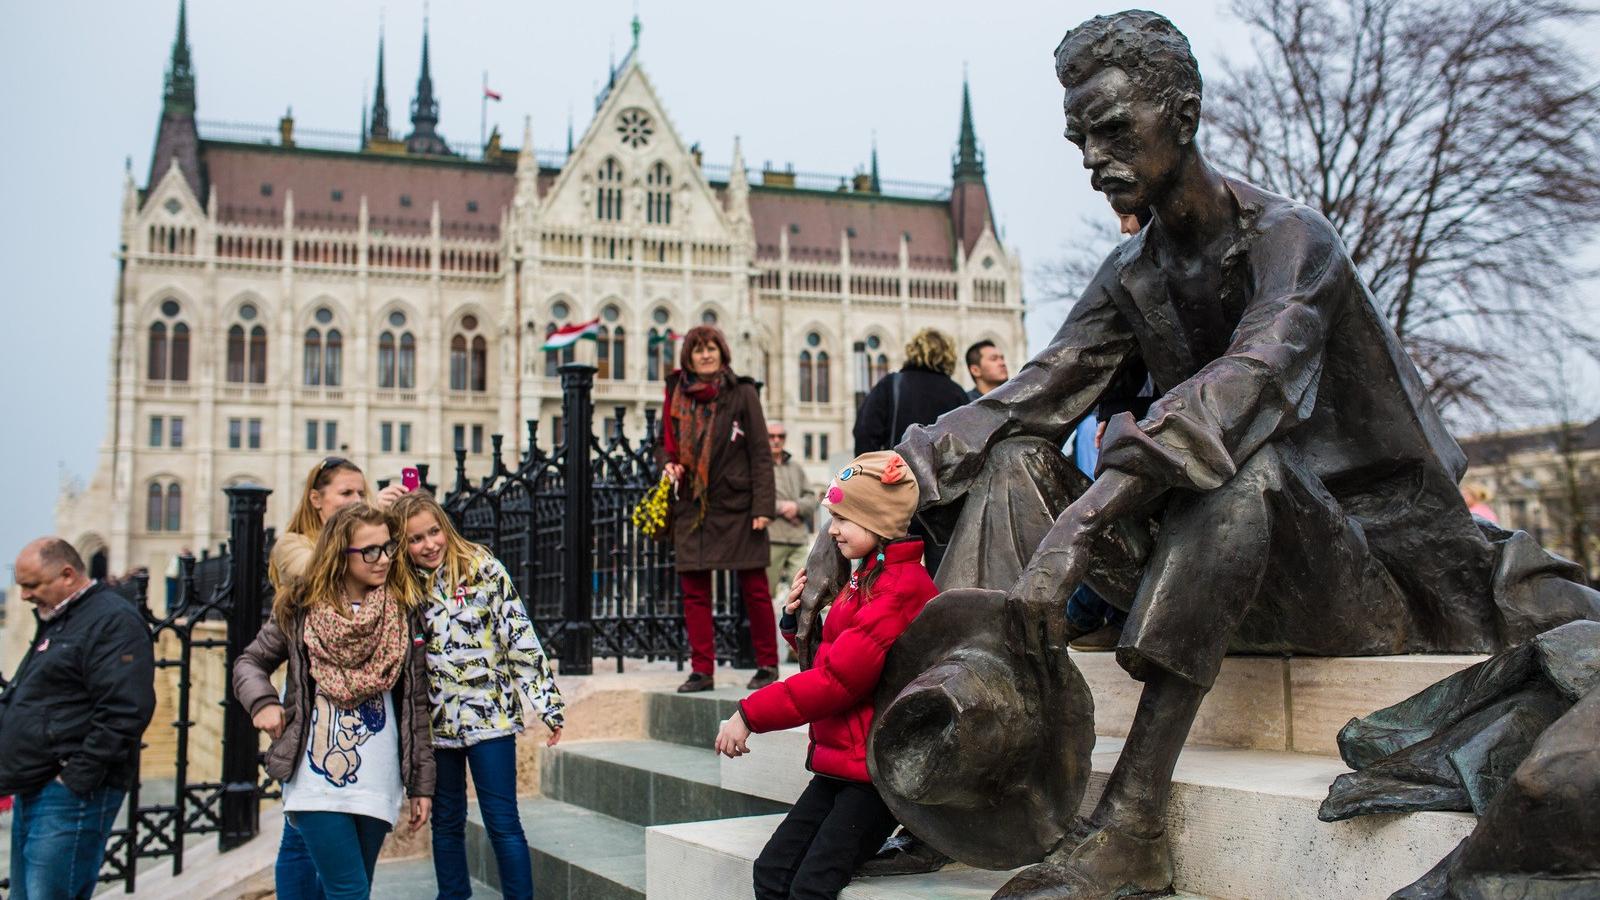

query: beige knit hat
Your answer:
[821,451,919,540]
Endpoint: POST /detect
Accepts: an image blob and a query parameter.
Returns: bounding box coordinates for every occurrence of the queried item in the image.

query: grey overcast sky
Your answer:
[3,1,1593,564]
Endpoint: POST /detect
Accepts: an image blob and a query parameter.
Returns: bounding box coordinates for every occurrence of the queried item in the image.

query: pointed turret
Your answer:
[514,115,540,218]
[405,16,453,155]
[950,75,995,255]
[148,0,204,198]
[369,24,392,142]
[726,136,752,236]
[953,76,985,183]
[870,138,882,193]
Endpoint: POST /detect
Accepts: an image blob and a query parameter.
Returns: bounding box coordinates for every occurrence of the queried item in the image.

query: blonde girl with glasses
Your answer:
[234,503,434,900]
[390,491,563,900]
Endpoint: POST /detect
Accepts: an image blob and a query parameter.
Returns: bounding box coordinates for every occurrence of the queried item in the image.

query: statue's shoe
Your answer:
[992,822,1174,900]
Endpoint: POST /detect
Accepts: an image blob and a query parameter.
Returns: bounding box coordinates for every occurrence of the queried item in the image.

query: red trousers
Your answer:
[681,568,780,674]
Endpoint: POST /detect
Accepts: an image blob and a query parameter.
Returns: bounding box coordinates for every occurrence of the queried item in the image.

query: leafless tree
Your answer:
[1208,0,1600,418]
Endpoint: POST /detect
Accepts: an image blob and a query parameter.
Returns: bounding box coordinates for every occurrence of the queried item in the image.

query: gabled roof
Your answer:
[746,188,956,270]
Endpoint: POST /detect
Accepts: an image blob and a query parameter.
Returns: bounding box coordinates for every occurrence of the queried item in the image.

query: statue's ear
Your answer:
[1173,94,1201,146]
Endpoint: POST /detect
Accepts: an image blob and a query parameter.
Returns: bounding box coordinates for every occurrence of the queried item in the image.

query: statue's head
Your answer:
[1054,10,1203,215]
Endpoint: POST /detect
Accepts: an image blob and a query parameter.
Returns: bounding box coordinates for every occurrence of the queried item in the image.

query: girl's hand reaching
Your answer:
[785,569,806,614]
[714,712,752,759]
[547,726,563,748]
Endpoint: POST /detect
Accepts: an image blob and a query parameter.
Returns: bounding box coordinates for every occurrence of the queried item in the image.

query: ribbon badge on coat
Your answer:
[731,421,745,443]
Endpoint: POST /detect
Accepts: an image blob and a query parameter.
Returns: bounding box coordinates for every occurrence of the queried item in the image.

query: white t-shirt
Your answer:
[282,689,404,826]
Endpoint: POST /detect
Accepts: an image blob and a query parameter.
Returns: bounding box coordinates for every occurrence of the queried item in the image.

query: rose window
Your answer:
[617,108,653,149]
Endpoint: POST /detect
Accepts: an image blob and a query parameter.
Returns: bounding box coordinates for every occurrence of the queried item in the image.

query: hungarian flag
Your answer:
[484,86,503,101]
[542,319,601,350]
[648,328,678,346]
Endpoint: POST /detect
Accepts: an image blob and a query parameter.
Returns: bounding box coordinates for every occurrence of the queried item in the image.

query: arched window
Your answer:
[146,481,164,531]
[325,329,342,386]
[149,321,168,381]
[609,327,626,381]
[647,162,672,224]
[248,325,267,383]
[304,328,323,385]
[226,303,268,384]
[816,350,831,403]
[147,299,190,382]
[596,325,612,380]
[544,302,575,376]
[798,350,814,403]
[449,335,469,390]
[147,479,182,532]
[226,325,246,382]
[595,305,625,381]
[597,158,623,221]
[647,307,673,381]
[377,310,414,389]
[471,336,487,392]
[853,335,889,408]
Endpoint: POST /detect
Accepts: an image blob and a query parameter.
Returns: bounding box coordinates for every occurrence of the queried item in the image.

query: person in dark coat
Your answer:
[852,328,969,457]
[852,327,968,577]
[1,537,156,900]
[662,325,781,693]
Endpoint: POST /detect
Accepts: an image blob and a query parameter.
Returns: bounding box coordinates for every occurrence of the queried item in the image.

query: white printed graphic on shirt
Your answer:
[306,693,384,787]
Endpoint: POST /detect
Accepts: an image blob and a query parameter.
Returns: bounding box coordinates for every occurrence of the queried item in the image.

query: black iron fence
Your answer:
[1,485,275,894]
[441,363,756,674]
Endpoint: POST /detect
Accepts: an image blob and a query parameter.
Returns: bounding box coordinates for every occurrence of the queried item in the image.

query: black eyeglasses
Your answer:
[345,540,399,564]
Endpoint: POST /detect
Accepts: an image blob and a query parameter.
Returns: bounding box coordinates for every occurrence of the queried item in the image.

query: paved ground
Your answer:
[371,856,502,899]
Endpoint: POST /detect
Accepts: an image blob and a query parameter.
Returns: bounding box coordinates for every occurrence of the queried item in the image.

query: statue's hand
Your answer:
[1007,505,1097,652]
[795,531,849,668]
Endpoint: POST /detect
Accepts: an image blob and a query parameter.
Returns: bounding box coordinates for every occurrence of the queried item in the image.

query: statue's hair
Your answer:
[903,328,957,376]
[1054,10,1202,112]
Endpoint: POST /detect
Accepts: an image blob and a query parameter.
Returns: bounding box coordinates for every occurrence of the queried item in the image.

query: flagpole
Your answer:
[480,70,488,152]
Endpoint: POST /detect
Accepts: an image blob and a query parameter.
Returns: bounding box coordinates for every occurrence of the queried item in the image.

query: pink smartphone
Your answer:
[401,467,421,492]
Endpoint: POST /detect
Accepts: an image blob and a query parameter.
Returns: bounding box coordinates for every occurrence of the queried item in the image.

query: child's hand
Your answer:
[785,569,806,614]
[714,712,752,759]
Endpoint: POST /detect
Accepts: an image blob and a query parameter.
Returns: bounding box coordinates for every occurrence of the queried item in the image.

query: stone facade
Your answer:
[1460,418,1600,582]
[56,9,1024,577]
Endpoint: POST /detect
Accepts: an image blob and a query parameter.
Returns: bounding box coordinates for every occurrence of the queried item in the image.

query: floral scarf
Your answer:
[670,370,729,529]
[303,585,407,707]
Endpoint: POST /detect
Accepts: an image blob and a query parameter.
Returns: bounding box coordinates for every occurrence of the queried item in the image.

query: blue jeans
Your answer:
[1066,583,1128,631]
[9,779,124,900]
[432,735,532,900]
[275,816,326,900]
[286,811,390,900]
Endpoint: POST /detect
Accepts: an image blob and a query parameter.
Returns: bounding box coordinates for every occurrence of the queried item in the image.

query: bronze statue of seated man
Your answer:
[797,10,1600,899]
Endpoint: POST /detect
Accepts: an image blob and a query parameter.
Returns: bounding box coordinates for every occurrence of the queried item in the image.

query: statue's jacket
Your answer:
[902,178,1599,660]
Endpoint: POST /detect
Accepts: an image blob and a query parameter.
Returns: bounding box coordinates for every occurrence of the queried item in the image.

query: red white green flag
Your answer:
[542,318,601,350]
[648,328,678,346]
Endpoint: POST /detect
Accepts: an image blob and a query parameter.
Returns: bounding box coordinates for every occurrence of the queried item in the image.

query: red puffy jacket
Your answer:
[738,540,937,782]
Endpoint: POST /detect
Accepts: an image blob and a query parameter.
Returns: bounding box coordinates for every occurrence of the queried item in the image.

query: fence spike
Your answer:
[454,447,469,492]
[492,434,506,475]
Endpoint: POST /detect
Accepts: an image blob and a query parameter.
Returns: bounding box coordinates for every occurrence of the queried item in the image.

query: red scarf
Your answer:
[669,370,730,528]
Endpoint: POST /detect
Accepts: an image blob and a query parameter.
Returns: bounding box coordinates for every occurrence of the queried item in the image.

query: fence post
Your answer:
[560,363,596,675]
[220,483,271,850]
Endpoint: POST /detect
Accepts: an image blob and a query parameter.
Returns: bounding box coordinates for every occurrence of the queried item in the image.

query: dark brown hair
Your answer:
[677,324,733,375]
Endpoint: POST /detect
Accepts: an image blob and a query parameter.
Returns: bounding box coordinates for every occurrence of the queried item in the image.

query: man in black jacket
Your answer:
[1,538,155,899]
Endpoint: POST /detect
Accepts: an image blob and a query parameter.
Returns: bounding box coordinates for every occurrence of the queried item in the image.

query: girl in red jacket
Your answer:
[714,450,937,900]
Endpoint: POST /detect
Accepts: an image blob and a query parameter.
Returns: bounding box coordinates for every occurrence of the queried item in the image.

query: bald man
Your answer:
[1,538,155,899]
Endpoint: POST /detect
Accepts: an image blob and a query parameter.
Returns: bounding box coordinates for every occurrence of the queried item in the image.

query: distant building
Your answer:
[1460,418,1600,582]
[56,3,1025,575]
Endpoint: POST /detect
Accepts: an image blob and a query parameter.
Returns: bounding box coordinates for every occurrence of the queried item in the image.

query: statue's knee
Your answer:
[987,438,1084,490]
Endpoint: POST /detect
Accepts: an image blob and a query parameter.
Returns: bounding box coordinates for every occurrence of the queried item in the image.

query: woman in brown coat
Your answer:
[661,325,781,692]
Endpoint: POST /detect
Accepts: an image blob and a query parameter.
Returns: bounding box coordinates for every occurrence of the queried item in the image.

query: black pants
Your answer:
[752,776,900,900]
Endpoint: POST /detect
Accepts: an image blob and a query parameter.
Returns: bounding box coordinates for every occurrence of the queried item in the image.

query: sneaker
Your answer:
[1069,623,1123,652]
[746,667,779,690]
[677,672,715,693]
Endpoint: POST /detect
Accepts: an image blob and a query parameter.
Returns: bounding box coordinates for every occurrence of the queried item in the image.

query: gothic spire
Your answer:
[370,22,391,141]
[405,13,452,155]
[163,0,196,116]
[870,136,881,193]
[149,0,203,197]
[953,74,985,183]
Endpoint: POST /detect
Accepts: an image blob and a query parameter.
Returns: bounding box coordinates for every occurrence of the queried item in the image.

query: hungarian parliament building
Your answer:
[57,4,1024,577]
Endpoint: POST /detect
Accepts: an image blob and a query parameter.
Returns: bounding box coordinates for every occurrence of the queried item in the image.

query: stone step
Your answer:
[645,816,1212,899]
[465,795,645,900]
[646,652,1486,758]
[717,730,1474,899]
[540,739,789,827]
[1071,650,1483,755]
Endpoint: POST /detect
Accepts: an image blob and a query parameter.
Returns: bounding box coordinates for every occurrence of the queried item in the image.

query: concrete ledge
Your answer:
[646,816,1210,900]
[720,732,1473,899]
[1071,651,1485,755]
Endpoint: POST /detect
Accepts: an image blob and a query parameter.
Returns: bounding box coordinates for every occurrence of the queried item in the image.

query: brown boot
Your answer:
[993,820,1174,899]
[746,667,779,690]
[1069,623,1124,652]
[677,672,715,693]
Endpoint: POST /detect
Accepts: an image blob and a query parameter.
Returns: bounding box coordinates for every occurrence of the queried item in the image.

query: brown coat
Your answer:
[232,611,435,797]
[665,372,777,571]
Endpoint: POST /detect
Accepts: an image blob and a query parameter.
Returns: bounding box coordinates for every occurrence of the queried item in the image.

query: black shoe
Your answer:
[677,672,715,693]
[856,830,950,877]
[746,667,779,690]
